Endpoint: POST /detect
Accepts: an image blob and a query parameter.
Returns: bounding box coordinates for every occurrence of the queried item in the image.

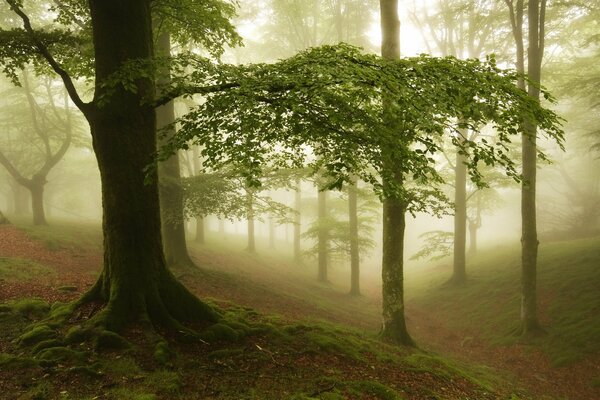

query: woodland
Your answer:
[0,0,598,399]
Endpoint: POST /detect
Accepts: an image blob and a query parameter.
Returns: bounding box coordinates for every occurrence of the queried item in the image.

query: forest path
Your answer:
[0,223,597,399]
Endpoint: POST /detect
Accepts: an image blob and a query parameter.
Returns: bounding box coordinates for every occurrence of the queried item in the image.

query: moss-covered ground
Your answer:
[1,218,598,399]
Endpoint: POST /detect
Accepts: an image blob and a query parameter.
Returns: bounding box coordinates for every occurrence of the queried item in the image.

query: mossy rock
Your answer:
[10,299,50,319]
[36,346,85,363]
[19,324,57,346]
[94,330,131,351]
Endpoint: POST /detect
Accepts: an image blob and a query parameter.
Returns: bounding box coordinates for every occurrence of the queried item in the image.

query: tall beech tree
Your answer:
[0,0,236,331]
[504,0,547,335]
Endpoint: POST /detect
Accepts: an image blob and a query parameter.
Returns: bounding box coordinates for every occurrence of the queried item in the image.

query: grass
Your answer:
[408,236,600,366]
[0,257,56,281]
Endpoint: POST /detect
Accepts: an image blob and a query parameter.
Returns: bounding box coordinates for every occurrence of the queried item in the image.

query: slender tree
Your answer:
[504,0,546,335]
[379,0,414,345]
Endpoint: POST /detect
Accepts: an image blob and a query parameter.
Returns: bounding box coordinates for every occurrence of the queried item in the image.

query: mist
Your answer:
[0,1,598,399]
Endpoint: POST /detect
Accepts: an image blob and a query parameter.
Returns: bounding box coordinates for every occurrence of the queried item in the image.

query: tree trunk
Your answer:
[0,210,9,224]
[246,188,256,253]
[293,178,302,263]
[29,176,47,226]
[218,218,225,238]
[195,216,205,244]
[155,30,195,268]
[348,180,360,295]
[317,188,328,282]
[81,0,217,331]
[451,145,467,285]
[468,219,478,255]
[379,0,414,346]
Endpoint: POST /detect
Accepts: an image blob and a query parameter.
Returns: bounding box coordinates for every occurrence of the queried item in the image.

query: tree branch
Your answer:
[6,0,90,114]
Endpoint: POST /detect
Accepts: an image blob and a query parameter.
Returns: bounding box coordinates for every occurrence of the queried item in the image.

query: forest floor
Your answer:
[0,220,598,399]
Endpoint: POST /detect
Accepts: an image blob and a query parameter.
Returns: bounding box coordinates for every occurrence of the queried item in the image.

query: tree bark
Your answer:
[155,30,195,268]
[451,145,467,285]
[29,175,47,226]
[348,180,360,295]
[80,0,217,331]
[293,178,302,263]
[379,0,414,346]
[245,187,256,253]
[268,218,275,249]
[519,0,545,336]
[317,188,328,282]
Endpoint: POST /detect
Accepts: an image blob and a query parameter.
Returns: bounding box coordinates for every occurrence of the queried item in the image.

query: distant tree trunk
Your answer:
[317,188,328,282]
[155,30,195,268]
[468,196,482,256]
[0,210,9,224]
[246,187,256,253]
[195,217,205,244]
[380,0,414,346]
[29,175,47,225]
[348,180,360,295]
[294,178,302,263]
[451,141,467,285]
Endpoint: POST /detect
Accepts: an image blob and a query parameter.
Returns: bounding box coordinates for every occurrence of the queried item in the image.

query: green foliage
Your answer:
[410,230,453,261]
[164,44,564,214]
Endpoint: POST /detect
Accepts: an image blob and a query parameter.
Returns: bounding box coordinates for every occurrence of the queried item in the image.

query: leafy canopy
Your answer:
[159,44,563,213]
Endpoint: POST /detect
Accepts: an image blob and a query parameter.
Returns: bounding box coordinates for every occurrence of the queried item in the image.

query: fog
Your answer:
[0,1,598,399]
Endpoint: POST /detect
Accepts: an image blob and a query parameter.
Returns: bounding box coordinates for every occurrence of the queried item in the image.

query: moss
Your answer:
[32,339,65,354]
[19,324,57,346]
[64,325,93,344]
[0,304,12,314]
[200,323,240,342]
[36,346,86,363]
[94,330,131,350]
[153,340,172,365]
[347,380,402,400]
[102,357,142,376]
[22,381,53,400]
[56,285,78,293]
[0,352,37,368]
[10,298,50,319]
[146,370,182,395]
[49,302,77,321]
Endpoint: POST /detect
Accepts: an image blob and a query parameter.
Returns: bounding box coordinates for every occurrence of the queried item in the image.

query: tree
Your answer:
[160,10,562,350]
[504,0,547,335]
[0,0,239,332]
[0,73,77,225]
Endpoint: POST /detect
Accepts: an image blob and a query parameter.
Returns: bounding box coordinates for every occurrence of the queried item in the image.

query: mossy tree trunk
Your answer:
[379,0,414,346]
[78,0,217,331]
[245,186,256,253]
[195,217,205,244]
